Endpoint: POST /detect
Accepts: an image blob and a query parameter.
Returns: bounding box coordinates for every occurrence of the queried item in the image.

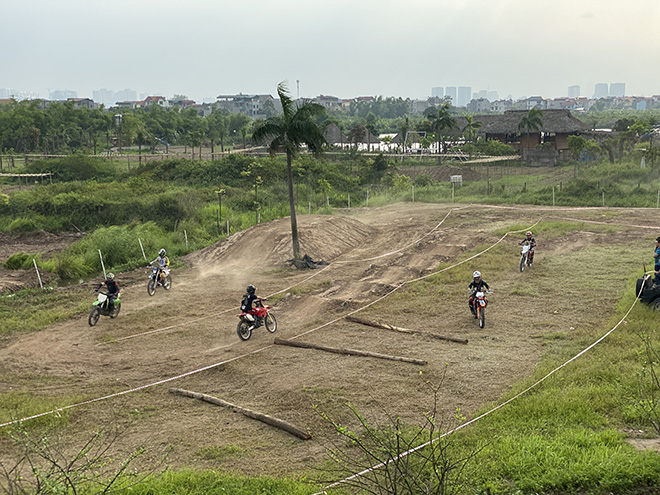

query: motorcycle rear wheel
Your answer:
[88,306,101,327]
[237,320,252,341]
[478,307,486,329]
[265,313,277,333]
[162,275,172,290]
[147,279,156,296]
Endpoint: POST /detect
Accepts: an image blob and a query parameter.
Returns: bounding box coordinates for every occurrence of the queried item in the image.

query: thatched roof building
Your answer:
[480,109,589,135]
[324,122,348,145]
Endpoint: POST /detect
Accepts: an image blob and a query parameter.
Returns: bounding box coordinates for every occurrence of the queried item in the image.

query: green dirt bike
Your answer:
[88,291,121,326]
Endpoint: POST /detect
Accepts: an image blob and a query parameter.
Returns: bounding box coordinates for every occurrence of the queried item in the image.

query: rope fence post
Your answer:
[98,250,106,279]
[33,259,43,289]
[138,238,147,261]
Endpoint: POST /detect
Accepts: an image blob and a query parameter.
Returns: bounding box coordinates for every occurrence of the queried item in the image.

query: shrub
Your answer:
[25,154,117,182]
[4,252,34,270]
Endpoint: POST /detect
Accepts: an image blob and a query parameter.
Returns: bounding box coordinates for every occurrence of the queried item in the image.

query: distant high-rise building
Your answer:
[487,90,499,101]
[568,85,580,98]
[445,86,457,104]
[50,89,77,101]
[457,86,472,107]
[116,88,137,102]
[431,86,444,98]
[473,89,488,100]
[610,82,625,97]
[93,88,116,106]
[594,83,608,98]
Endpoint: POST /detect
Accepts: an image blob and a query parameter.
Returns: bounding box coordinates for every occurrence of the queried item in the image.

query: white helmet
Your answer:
[159,248,166,257]
[473,270,481,279]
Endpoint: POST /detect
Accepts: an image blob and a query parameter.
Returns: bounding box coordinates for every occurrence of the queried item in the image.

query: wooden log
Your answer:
[273,337,427,366]
[169,388,311,440]
[346,315,468,345]
[346,315,414,334]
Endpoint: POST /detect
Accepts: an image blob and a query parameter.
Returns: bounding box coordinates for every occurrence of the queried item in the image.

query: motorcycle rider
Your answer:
[468,271,490,317]
[149,248,170,282]
[241,284,266,330]
[519,231,537,265]
[653,236,660,288]
[96,272,120,311]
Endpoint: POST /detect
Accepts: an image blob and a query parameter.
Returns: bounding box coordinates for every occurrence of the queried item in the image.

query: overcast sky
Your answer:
[2,0,660,102]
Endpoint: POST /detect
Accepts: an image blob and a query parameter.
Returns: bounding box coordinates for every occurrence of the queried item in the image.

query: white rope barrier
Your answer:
[311,276,650,494]
[1,207,524,428]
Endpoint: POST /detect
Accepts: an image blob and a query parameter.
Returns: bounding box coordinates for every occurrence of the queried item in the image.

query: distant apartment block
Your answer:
[445,86,457,104]
[313,95,342,111]
[491,99,513,113]
[431,87,444,98]
[610,82,625,97]
[67,98,99,110]
[594,83,608,98]
[215,93,277,119]
[49,89,77,101]
[467,98,491,113]
[409,99,433,114]
[457,86,472,107]
[568,85,580,98]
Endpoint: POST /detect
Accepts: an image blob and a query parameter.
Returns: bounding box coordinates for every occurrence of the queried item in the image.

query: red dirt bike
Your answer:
[468,289,491,329]
[237,299,277,341]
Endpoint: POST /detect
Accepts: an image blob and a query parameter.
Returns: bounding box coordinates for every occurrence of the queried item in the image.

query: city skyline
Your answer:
[2,0,659,102]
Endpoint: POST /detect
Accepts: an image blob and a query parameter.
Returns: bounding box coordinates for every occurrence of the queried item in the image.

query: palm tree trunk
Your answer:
[286,152,301,259]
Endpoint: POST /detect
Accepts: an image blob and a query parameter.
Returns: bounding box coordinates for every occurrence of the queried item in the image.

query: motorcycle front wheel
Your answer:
[110,302,121,319]
[162,275,172,290]
[147,278,156,296]
[519,254,526,272]
[237,320,252,341]
[265,313,277,333]
[88,306,101,327]
[478,307,486,329]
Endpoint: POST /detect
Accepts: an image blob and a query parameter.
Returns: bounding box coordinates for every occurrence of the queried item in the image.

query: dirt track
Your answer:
[0,203,656,477]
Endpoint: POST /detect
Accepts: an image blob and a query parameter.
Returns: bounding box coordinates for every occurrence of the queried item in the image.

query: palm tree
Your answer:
[252,82,326,259]
[424,104,456,162]
[463,115,481,143]
[518,108,544,150]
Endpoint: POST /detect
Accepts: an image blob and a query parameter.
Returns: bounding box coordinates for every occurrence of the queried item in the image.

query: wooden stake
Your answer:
[346,316,468,345]
[274,338,427,366]
[169,388,311,440]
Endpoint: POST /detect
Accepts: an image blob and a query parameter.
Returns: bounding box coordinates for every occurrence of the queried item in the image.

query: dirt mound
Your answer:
[187,215,375,271]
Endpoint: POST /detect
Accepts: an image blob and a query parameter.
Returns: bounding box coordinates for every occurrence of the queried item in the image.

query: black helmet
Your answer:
[246,284,256,294]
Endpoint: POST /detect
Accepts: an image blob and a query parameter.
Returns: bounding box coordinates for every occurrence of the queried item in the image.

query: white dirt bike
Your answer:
[519,241,534,272]
[147,265,172,296]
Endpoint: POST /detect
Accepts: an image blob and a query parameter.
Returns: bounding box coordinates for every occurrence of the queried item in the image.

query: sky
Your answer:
[2,0,660,102]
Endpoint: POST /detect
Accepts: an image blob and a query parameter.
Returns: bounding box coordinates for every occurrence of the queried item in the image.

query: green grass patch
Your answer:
[195,444,244,461]
[116,470,320,495]
[0,287,89,336]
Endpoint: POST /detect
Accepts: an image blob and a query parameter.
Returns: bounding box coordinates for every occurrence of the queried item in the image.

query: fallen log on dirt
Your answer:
[273,337,427,366]
[345,315,468,345]
[169,388,311,440]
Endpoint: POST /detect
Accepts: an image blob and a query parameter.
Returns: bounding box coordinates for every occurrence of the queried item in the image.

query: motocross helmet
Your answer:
[472,270,481,281]
[526,231,533,238]
[159,248,166,257]
[246,284,256,294]
[106,272,115,280]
